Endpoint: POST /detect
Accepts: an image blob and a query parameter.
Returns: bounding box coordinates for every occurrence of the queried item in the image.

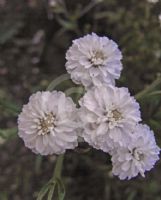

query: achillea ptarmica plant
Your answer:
[18,91,78,155]
[17,32,160,184]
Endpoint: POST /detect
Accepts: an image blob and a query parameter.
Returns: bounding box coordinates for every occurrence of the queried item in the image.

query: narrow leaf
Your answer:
[0,98,21,115]
[56,178,66,200]
[47,182,56,200]
[0,128,17,140]
[37,181,52,200]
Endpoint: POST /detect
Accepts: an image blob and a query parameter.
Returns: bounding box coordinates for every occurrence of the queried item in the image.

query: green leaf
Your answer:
[154,111,161,119]
[47,182,56,200]
[127,191,137,200]
[149,119,161,130]
[56,178,66,200]
[57,17,77,30]
[0,128,17,140]
[0,21,23,44]
[37,181,53,200]
[0,98,21,115]
[135,75,161,100]
[148,91,161,97]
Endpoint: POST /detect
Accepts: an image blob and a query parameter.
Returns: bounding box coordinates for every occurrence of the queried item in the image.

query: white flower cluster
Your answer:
[18,33,160,180]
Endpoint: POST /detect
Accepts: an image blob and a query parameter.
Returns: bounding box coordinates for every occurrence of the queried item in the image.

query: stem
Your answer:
[148,90,161,96]
[135,75,161,100]
[36,154,65,200]
[53,154,64,180]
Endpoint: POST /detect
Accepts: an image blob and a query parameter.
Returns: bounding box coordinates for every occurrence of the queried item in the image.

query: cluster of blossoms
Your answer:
[18,33,160,180]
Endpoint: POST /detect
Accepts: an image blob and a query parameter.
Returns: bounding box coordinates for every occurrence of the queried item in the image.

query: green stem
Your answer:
[36,154,65,200]
[53,154,64,180]
[135,75,161,100]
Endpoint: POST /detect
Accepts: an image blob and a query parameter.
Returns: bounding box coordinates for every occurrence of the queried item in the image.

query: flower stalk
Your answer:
[37,154,65,200]
[53,154,64,180]
[135,74,161,100]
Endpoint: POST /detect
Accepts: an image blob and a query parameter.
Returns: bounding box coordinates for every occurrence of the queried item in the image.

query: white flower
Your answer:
[18,91,78,155]
[66,33,122,88]
[78,85,141,152]
[147,0,159,3]
[111,124,160,180]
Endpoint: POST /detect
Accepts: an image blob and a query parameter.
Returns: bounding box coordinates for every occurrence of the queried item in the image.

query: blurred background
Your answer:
[0,0,161,199]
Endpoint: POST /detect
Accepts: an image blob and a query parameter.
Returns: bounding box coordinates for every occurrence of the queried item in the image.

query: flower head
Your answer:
[111,124,160,180]
[18,91,78,155]
[78,85,141,152]
[66,33,122,88]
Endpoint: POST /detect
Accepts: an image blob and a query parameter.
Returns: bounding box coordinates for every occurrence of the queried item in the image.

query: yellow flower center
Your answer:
[38,112,55,135]
[111,109,122,121]
[132,148,144,161]
[90,50,105,67]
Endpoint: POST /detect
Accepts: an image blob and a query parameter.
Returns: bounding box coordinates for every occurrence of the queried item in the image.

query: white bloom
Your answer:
[66,33,122,88]
[147,0,159,3]
[18,91,78,155]
[78,85,141,152]
[112,124,160,180]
